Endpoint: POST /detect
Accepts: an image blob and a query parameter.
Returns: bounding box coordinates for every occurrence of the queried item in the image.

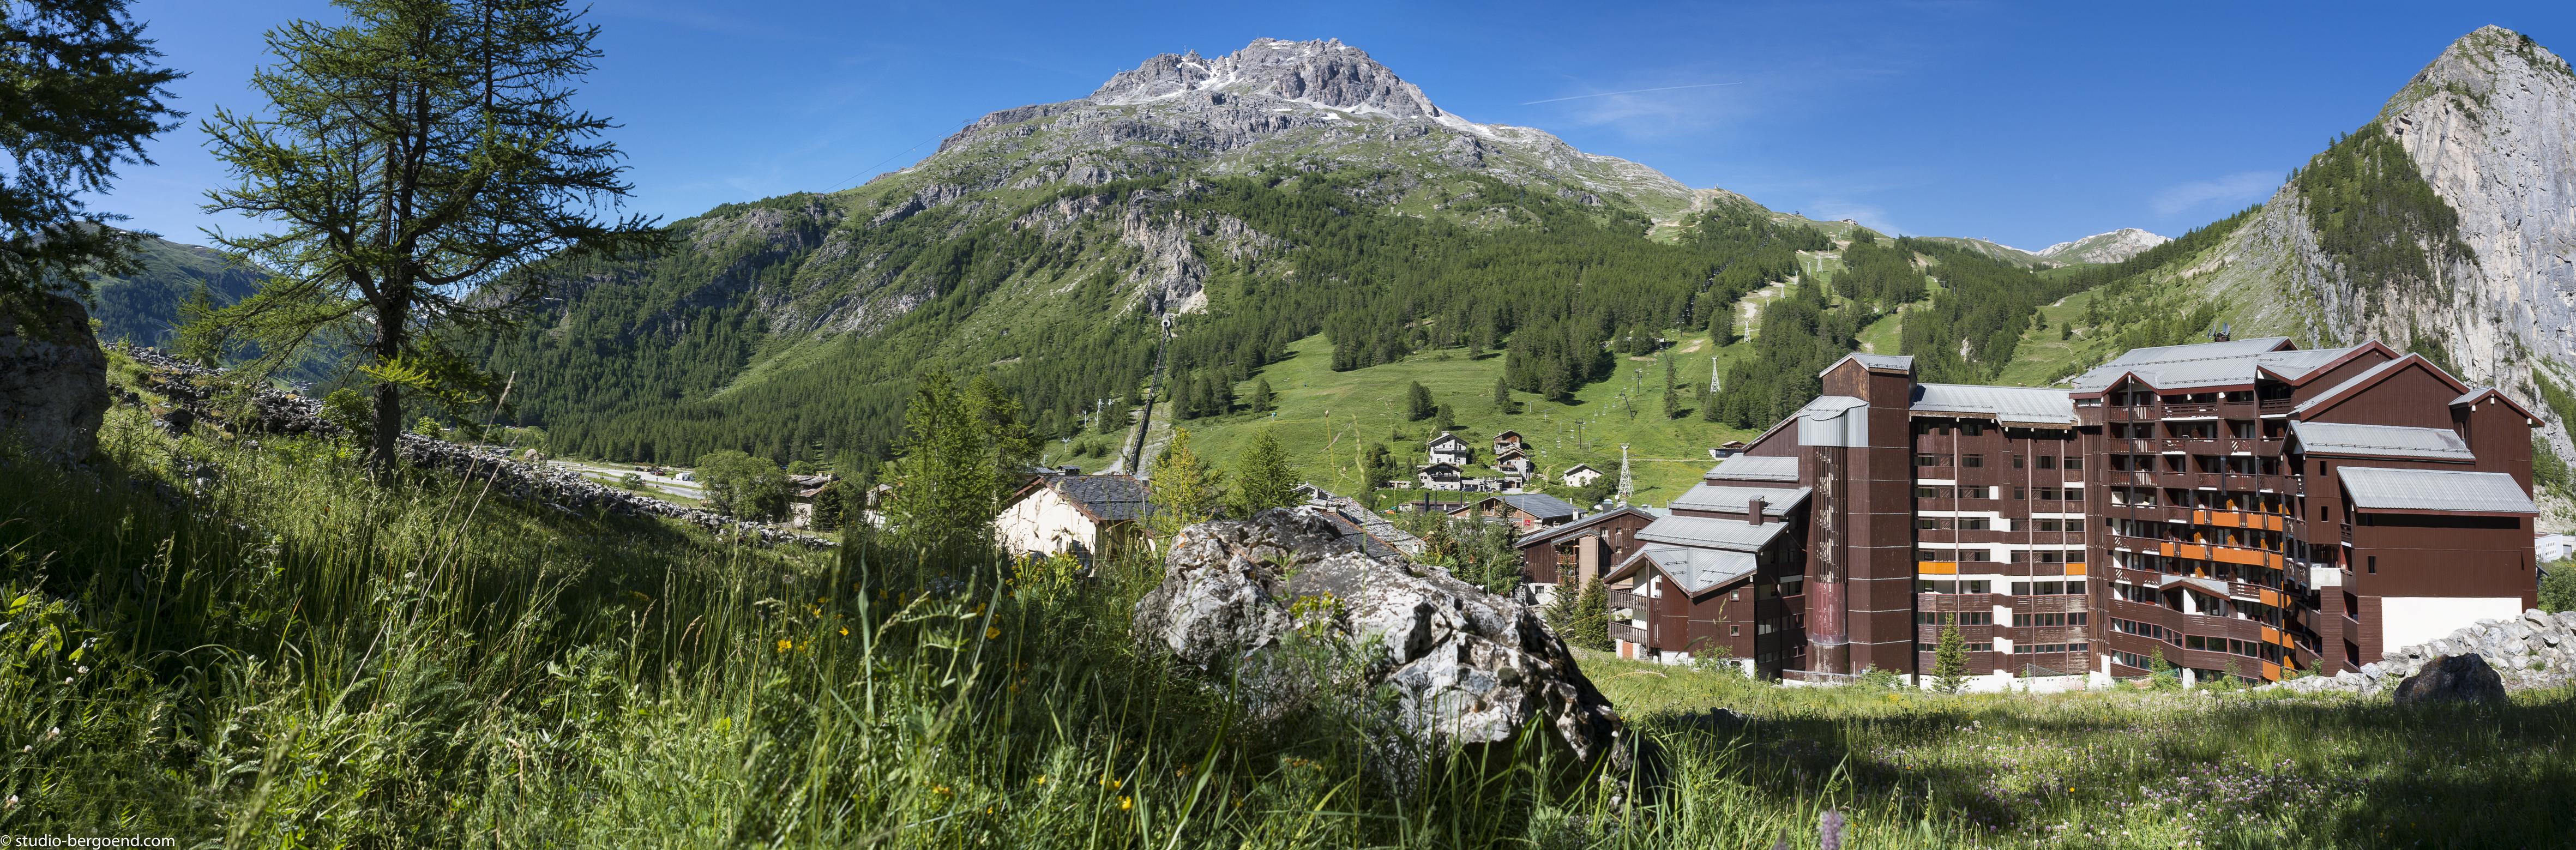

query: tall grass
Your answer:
[6,378,2569,847]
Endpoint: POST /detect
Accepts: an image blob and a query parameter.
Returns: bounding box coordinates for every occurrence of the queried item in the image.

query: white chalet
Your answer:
[1560,463,1603,488]
[1427,432,1472,466]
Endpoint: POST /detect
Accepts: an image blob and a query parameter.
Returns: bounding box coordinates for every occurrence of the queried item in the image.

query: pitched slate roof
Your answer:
[1909,383,2077,426]
[1634,514,1793,552]
[1428,432,1469,447]
[1706,454,1800,483]
[1033,474,1154,522]
[1625,545,1760,595]
[2339,467,2538,515]
[1668,484,1811,516]
[2068,337,2384,391]
[1516,505,1660,547]
[1820,352,1915,376]
[2291,356,2439,415]
[2288,420,2475,461]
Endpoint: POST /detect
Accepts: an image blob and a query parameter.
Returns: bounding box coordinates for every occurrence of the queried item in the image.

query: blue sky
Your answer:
[109,1,2576,251]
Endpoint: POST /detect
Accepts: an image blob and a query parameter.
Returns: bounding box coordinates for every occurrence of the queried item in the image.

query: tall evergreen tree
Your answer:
[1405,381,1435,421]
[1230,429,1299,517]
[1491,376,1513,414]
[190,0,659,481]
[0,0,182,298]
[1248,377,1273,413]
[1934,613,1969,694]
[1662,354,1680,419]
[878,373,1032,552]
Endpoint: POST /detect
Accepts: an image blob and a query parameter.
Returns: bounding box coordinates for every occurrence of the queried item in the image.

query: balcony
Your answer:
[1608,622,1648,646]
[1607,589,1648,613]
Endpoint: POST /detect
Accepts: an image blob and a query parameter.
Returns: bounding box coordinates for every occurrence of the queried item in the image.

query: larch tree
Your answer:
[189,0,660,481]
[1230,428,1299,517]
[878,373,1034,553]
[0,0,182,298]
[1146,427,1224,540]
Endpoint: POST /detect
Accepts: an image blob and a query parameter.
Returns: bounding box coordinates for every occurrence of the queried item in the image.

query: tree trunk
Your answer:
[370,297,407,484]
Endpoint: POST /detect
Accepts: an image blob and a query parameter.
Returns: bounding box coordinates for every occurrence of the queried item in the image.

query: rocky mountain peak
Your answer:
[2037,227,2169,264]
[2385,26,2573,118]
[1090,37,1448,120]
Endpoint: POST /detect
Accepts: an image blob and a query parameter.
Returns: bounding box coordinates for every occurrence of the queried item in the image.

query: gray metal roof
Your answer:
[1707,454,1800,483]
[2291,356,2419,415]
[2068,336,2332,391]
[1516,505,1659,547]
[1668,484,1811,516]
[1632,545,1760,595]
[1910,383,2077,426]
[1820,352,1914,377]
[1634,514,1794,552]
[2289,420,2474,461]
[2339,467,2538,515]
[1798,395,1869,418]
[1491,492,1579,521]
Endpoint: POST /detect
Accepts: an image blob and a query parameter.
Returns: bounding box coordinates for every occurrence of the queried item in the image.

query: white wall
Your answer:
[2381,596,2527,650]
[995,487,1097,559]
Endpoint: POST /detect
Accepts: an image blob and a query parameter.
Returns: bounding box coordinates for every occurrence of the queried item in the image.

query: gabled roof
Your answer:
[2288,420,2474,461]
[2339,467,2538,515]
[1668,484,1811,516]
[1494,430,1522,440]
[2451,386,2543,423]
[1418,462,1461,474]
[1017,473,1154,522]
[1909,383,2077,426]
[1706,454,1800,483]
[2292,354,2465,417]
[1562,463,1599,473]
[1820,352,1914,377]
[1634,514,1793,552]
[1517,505,1659,548]
[1461,492,1579,522]
[1611,544,1759,596]
[2069,336,2326,391]
[1428,432,1469,447]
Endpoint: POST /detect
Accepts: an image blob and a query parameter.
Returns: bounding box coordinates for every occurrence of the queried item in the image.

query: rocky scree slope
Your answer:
[2036,228,2170,265]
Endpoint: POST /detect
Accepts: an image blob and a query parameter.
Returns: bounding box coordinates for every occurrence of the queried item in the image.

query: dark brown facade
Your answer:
[1574,340,2541,687]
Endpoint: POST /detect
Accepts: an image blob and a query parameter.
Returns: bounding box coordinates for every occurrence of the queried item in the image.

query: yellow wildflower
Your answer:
[839,626,850,637]
[775,638,791,653]
[1033,775,1047,786]
[1118,795,1133,811]
[985,626,1001,640]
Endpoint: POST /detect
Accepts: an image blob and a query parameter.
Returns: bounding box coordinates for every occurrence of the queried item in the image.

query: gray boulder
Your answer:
[0,292,108,462]
[2393,654,2507,707]
[1134,509,1623,780]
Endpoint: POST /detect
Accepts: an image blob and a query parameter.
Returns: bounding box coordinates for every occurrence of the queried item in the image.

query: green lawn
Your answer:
[1990,288,2108,387]
[1048,332,1765,505]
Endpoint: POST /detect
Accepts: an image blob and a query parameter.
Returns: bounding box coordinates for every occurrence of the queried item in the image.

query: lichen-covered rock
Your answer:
[0,292,108,462]
[2393,654,2508,706]
[1134,508,1623,779]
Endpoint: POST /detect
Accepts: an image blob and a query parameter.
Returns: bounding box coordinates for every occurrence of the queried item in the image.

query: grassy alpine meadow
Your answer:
[3,364,2569,848]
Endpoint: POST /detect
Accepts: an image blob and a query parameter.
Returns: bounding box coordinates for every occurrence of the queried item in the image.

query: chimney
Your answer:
[1060,465,1083,476]
[1745,496,1766,525]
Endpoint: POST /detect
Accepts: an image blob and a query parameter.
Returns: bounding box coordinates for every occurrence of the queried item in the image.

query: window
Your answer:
[1962,454,1984,468]
[2014,487,2027,500]
[2063,487,2084,502]
[1917,518,1939,530]
[1916,486,1947,498]
[2064,457,2084,471]
[1730,625,1740,636]
[1957,518,1990,531]
[1916,454,1940,467]
[2367,556,2377,574]
[2034,487,2060,501]
[2012,454,2025,468]
[2037,455,2057,470]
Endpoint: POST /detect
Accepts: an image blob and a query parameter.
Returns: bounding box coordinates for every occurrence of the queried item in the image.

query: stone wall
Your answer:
[0,292,108,462]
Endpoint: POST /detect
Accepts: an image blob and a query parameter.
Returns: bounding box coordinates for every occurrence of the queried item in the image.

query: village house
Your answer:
[1494,446,1534,481]
[1493,430,1525,457]
[1428,432,1472,466]
[1514,505,1659,605]
[1708,441,1749,460]
[1451,492,1580,531]
[1601,455,1815,673]
[1416,462,1466,491]
[1560,463,1603,488]
[786,473,839,528]
[994,473,1154,568]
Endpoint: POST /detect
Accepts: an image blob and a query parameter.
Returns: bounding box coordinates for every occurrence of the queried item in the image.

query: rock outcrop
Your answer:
[2267,607,2576,696]
[2036,227,2169,265]
[2391,654,2508,706]
[0,292,108,462]
[1134,509,1623,781]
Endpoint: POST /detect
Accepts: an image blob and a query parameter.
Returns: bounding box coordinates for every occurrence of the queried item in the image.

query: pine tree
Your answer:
[1435,403,1455,431]
[1556,577,1611,651]
[1248,377,1273,413]
[879,373,1029,552]
[1230,429,1299,517]
[1406,381,1435,421]
[2148,647,2177,689]
[190,0,660,481]
[1934,612,1969,694]
[1147,427,1225,539]
[1662,355,1680,419]
[1491,376,1513,414]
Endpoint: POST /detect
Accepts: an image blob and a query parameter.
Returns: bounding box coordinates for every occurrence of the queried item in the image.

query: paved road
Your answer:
[555,461,706,501]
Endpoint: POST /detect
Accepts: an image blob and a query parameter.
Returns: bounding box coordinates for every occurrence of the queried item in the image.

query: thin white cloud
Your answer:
[2151,171,2278,217]
[1520,82,1742,105]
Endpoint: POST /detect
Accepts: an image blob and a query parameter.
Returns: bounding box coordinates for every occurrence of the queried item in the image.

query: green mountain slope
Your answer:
[85,231,264,348]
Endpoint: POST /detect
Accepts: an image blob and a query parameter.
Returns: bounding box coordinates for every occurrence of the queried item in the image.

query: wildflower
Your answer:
[934,785,950,797]
[986,626,1001,640]
[1103,776,1122,789]
[811,606,822,616]
[2,794,13,810]
[775,638,792,653]
[40,728,57,743]
[1118,795,1133,811]
[839,627,850,637]
[1033,775,1047,786]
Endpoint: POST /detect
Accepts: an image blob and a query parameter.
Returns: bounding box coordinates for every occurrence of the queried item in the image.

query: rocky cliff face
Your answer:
[2037,228,2169,264]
